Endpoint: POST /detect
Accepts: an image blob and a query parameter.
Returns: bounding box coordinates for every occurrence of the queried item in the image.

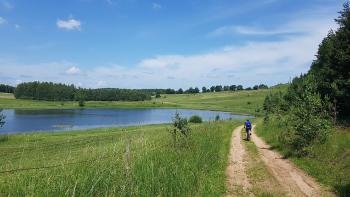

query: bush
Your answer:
[171,112,191,146]
[189,115,202,123]
[0,134,8,143]
[79,100,85,107]
[278,75,331,155]
[215,115,220,121]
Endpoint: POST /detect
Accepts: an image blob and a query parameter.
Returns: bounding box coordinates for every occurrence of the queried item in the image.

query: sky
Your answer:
[0,0,345,89]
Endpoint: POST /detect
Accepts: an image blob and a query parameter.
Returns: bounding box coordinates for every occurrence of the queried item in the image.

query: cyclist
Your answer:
[244,119,252,141]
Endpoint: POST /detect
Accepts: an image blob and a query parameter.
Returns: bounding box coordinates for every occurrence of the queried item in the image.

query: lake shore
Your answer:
[0,86,286,115]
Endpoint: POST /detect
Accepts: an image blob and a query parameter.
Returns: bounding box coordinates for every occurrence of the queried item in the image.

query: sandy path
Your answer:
[225,126,253,196]
[251,127,333,197]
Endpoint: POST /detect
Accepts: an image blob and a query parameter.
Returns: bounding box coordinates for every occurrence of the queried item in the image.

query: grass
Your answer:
[0,120,240,196]
[0,85,287,114]
[256,120,350,196]
[0,93,14,99]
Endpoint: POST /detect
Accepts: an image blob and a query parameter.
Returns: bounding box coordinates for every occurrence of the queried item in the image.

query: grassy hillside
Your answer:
[256,120,350,196]
[0,120,240,196]
[0,85,287,115]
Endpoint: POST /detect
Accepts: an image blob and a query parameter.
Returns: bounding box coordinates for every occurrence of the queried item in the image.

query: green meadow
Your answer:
[0,85,287,115]
[0,84,348,196]
[0,121,240,196]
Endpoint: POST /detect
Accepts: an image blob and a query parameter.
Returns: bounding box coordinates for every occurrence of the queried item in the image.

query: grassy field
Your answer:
[255,120,350,196]
[0,85,287,115]
[0,120,241,196]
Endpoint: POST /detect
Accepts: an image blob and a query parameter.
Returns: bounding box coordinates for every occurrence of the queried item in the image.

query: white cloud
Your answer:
[15,79,22,85]
[152,3,162,9]
[96,80,107,87]
[0,16,7,25]
[57,18,81,30]
[209,11,337,37]
[0,9,338,89]
[65,66,81,75]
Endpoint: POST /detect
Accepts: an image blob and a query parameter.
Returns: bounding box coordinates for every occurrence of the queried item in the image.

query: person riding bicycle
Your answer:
[244,119,252,141]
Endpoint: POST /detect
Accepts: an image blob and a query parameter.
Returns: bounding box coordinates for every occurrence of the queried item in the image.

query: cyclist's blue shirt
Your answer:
[245,121,252,129]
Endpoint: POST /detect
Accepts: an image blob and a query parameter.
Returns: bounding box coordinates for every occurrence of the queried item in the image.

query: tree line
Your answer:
[157,84,268,95]
[14,82,151,101]
[1,82,269,101]
[0,84,15,93]
[263,3,350,156]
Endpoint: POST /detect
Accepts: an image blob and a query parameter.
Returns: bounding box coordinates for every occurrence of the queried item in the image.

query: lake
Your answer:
[0,109,252,133]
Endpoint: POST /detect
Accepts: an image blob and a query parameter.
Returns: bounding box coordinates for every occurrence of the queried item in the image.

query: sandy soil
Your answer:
[225,126,253,196]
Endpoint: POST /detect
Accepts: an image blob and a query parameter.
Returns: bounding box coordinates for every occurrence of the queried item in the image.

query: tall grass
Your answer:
[0,121,239,196]
[256,120,350,196]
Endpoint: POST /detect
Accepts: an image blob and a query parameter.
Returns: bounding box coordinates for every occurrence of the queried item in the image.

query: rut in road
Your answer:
[225,126,253,197]
[250,126,334,197]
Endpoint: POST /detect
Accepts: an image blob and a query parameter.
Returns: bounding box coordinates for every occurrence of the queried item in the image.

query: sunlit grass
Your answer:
[0,84,287,115]
[0,120,240,196]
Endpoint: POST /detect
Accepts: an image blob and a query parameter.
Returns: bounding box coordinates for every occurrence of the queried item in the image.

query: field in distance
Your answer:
[0,84,287,115]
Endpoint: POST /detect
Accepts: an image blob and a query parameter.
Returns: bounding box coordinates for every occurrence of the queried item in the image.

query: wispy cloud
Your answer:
[1,0,13,10]
[57,18,81,31]
[0,16,7,25]
[152,2,162,9]
[0,6,338,89]
[65,66,81,75]
[209,25,299,37]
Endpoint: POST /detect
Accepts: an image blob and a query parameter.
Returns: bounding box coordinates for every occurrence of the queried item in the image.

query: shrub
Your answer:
[0,134,8,143]
[278,75,331,155]
[171,112,191,146]
[189,115,202,123]
[78,100,85,107]
[215,115,220,121]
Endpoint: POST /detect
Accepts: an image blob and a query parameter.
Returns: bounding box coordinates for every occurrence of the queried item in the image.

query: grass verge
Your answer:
[0,120,240,196]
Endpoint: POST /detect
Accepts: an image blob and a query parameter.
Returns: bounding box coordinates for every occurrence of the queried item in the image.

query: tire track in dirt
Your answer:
[225,126,253,197]
[251,126,334,197]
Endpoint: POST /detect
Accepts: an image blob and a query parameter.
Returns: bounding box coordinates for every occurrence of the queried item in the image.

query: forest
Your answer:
[13,82,151,101]
[148,84,268,95]
[0,84,15,93]
[263,3,350,155]
[1,82,269,101]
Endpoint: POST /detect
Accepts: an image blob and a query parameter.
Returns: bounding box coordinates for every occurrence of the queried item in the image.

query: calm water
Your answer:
[0,109,252,133]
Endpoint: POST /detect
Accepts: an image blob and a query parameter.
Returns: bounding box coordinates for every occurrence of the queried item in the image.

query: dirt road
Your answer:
[225,126,253,196]
[226,125,333,197]
[250,127,333,197]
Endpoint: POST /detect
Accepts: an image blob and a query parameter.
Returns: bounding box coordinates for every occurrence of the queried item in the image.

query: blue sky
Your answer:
[0,0,344,89]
